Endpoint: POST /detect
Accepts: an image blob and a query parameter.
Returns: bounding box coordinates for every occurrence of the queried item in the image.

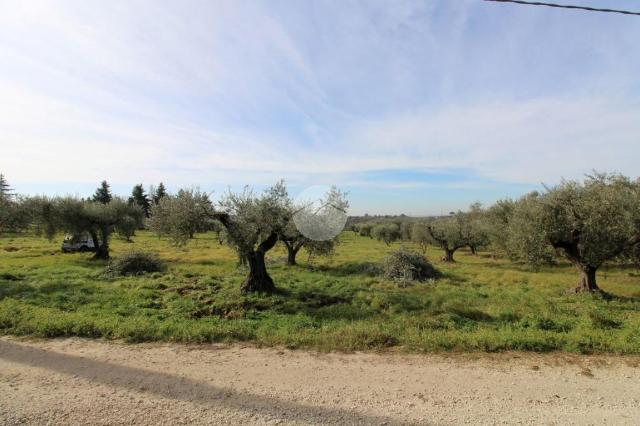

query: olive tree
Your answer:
[305,239,337,264]
[399,221,413,241]
[410,222,430,254]
[31,196,143,259]
[279,220,309,265]
[503,192,556,267]
[371,223,400,246]
[116,215,138,242]
[485,199,515,257]
[211,182,290,293]
[426,214,467,262]
[279,186,348,265]
[148,189,214,246]
[508,174,640,292]
[357,223,373,237]
[460,203,489,255]
[279,221,341,265]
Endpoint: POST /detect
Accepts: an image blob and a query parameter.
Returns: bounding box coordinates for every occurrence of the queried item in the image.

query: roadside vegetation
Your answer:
[1,172,640,353]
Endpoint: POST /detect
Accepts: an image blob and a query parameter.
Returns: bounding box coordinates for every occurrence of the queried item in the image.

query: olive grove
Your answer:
[3,172,640,296]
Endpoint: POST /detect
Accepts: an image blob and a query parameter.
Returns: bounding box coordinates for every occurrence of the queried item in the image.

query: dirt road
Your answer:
[1,337,639,425]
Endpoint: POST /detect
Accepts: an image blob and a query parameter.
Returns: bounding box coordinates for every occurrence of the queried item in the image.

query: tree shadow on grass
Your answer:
[66,256,109,270]
[0,340,418,425]
[311,261,381,278]
[0,279,30,300]
[595,292,640,304]
[254,286,375,321]
[186,285,376,322]
[0,272,24,281]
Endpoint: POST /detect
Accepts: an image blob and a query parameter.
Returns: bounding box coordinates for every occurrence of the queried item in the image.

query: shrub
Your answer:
[380,247,440,286]
[105,251,166,276]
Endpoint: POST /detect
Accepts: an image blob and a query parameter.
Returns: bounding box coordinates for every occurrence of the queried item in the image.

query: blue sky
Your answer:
[1,0,639,215]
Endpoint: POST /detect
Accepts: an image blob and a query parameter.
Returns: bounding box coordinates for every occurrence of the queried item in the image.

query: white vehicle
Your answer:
[61,233,96,253]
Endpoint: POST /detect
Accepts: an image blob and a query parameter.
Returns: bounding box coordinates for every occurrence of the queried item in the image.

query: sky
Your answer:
[1,0,639,215]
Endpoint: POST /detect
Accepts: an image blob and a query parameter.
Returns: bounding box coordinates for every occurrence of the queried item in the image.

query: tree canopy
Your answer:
[485,198,515,256]
[410,222,430,254]
[31,196,143,259]
[148,188,214,246]
[507,173,640,292]
[460,203,489,255]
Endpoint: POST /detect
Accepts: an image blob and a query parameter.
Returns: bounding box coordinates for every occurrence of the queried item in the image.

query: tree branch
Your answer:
[258,232,278,253]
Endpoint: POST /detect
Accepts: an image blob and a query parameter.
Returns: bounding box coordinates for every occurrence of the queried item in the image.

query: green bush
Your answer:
[380,247,441,286]
[105,251,166,276]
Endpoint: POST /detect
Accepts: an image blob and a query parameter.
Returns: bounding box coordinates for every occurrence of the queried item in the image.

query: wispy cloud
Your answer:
[1,0,638,213]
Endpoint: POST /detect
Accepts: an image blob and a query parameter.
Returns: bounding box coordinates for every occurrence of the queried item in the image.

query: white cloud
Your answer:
[0,0,638,197]
[343,97,640,183]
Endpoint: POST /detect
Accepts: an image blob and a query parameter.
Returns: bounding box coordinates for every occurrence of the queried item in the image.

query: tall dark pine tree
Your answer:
[129,184,151,218]
[153,182,167,205]
[92,180,112,204]
[0,173,13,199]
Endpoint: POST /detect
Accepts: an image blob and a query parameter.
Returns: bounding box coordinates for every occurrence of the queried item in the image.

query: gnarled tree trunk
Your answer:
[239,232,279,293]
[442,249,455,262]
[241,250,275,293]
[287,247,297,265]
[575,265,599,293]
[209,211,279,293]
[89,229,110,260]
[552,239,602,293]
[284,242,302,266]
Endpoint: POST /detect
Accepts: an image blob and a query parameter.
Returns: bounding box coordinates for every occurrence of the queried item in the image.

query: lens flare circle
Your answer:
[292,185,347,241]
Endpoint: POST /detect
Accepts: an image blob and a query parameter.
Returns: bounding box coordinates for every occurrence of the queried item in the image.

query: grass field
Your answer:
[1,231,640,354]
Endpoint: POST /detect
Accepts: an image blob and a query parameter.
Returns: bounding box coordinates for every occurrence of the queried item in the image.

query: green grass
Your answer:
[1,231,640,354]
